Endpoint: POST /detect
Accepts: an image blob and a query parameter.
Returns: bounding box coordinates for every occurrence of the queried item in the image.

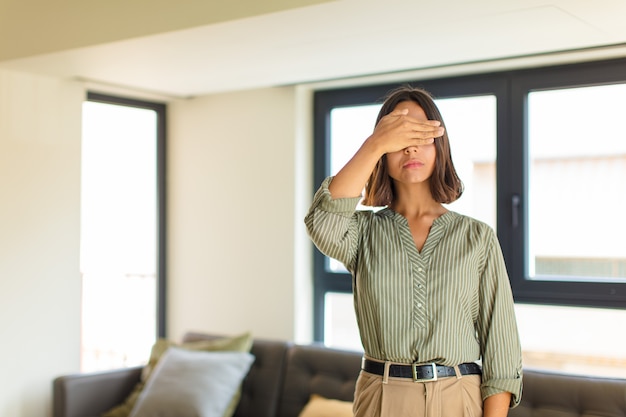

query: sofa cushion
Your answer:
[277,344,362,417]
[128,348,254,417]
[145,332,253,378]
[509,369,626,417]
[102,332,253,417]
[298,394,353,417]
[183,333,291,417]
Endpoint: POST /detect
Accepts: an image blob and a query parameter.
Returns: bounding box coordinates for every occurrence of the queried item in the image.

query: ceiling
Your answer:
[2,0,626,99]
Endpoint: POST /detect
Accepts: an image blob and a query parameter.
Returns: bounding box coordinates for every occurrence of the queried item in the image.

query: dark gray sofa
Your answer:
[53,332,626,417]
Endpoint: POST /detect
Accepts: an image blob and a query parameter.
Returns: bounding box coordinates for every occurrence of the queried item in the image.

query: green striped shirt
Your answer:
[305,177,523,406]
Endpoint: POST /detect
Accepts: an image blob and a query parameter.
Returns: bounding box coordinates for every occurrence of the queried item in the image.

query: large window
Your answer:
[80,93,166,371]
[312,58,626,375]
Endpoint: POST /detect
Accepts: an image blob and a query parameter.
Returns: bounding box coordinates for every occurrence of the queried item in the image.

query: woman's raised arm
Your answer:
[328,108,443,199]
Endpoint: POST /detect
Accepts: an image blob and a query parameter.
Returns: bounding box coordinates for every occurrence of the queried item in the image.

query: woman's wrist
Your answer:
[483,392,511,417]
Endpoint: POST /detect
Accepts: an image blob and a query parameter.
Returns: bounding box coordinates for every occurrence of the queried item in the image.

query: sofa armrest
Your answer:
[53,366,142,417]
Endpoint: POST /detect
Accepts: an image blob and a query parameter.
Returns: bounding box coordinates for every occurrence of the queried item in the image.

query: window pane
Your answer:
[527,84,626,282]
[436,96,497,229]
[330,105,381,176]
[516,304,626,378]
[81,101,158,371]
[324,292,362,351]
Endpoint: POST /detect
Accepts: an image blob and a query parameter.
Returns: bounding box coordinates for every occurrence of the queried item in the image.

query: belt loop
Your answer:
[382,361,391,384]
[454,365,462,380]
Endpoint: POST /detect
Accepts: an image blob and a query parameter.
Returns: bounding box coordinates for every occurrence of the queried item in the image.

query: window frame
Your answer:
[86,92,168,338]
[312,58,626,342]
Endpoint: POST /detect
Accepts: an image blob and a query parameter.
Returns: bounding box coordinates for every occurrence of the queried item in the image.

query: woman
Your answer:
[305,86,522,417]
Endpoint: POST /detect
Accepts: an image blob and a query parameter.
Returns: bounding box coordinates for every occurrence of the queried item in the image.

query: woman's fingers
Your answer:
[384,112,443,136]
[371,111,445,154]
[413,137,436,145]
[388,108,409,117]
[403,119,444,139]
[381,113,442,133]
[412,125,445,139]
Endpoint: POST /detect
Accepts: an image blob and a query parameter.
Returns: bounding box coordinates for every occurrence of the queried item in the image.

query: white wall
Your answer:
[168,87,309,342]
[0,69,83,417]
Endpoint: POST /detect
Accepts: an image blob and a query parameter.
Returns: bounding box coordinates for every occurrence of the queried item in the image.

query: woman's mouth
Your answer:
[403,160,424,169]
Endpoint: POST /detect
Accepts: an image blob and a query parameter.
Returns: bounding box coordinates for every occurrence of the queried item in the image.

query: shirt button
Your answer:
[417,303,423,308]
[418,267,424,272]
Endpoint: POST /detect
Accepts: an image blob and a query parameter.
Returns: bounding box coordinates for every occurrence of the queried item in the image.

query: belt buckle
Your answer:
[412,363,438,382]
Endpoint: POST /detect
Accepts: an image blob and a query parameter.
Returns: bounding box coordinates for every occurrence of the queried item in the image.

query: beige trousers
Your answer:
[353,368,483,417]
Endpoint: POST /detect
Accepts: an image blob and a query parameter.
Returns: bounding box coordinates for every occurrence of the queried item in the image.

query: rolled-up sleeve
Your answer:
[304,176,363,271]
[476,229,523,408]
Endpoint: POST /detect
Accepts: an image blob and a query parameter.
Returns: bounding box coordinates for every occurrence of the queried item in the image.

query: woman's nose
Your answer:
[404,145,419,154]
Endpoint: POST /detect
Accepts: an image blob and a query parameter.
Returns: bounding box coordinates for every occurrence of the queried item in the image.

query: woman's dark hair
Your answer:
[362,85,464,206]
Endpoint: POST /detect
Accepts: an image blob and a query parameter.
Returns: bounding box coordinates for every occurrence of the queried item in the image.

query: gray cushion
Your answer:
[129,348,254,417]
[183,333,291,417]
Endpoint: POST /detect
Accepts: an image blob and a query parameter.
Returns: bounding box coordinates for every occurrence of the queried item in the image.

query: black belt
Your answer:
[362,358,481,382]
